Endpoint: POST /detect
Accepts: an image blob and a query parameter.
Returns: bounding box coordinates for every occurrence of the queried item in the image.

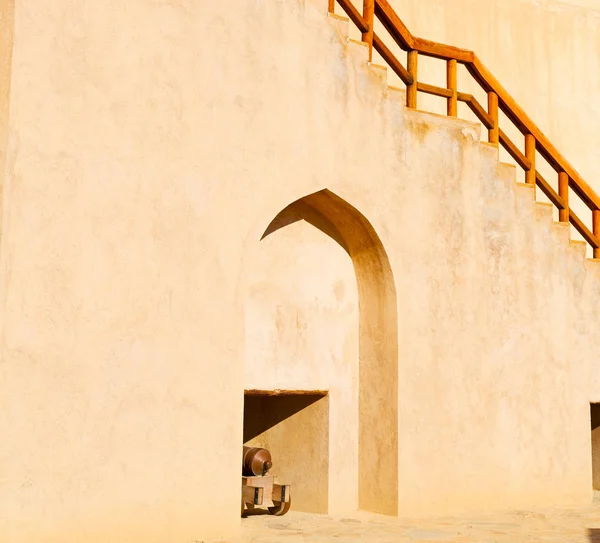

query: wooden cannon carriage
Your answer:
[242,446,291,516]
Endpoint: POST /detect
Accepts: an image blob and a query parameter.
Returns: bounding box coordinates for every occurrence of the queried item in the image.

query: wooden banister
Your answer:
[373,34,412,85]
[337,0,369,32]
[362,0,375,60]
[413,37,475,63]
[594,210,600,258]
[558,172,569,223]
[499,129,530,170]
[407,50,418,108]
[330,0,600,251]
[488,93,499,145]
[457,93,493,129]
[537,171,565,211]
[465,56,600,210]
[417,82,452,99]
[446,60,457,117]
[374,0,414,50]
[570,210,600,250]
[525,134,536,185]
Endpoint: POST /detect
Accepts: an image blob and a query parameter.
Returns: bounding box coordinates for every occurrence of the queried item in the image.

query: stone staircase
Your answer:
[327,10,600,272]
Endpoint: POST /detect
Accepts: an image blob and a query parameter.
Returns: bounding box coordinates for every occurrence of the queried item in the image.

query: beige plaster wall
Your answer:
[558,0,600,7]
[0,1,248,541]
[0,0,13,245]
[2,0,600,541]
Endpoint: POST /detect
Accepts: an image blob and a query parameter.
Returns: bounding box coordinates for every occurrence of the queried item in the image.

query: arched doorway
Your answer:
[243,189,398,516]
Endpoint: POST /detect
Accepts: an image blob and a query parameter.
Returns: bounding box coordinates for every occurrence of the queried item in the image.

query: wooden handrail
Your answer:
[536,171,566,211]
[336,0,369,33]
[570,210,599,249]
[457,93,493,130]
[446,60,457,117]
[373,33,412,85]
[417,82,453,99]
[499,129,531,171]
[329,0,600,252]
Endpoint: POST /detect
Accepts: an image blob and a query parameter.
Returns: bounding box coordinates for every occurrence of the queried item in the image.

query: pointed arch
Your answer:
[261,189,398,515]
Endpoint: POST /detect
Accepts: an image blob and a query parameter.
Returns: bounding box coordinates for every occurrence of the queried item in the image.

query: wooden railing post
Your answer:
[362,0,374,60]
[328,0,335,13]
[487,91,498,144]
[446,59,457,117]
[407,50,418,108]
[525,133,536,185]
[594,209,600,258]
[558,172,569,223]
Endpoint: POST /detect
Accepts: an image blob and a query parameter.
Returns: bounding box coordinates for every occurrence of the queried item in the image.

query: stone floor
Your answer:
[238,498,600,542]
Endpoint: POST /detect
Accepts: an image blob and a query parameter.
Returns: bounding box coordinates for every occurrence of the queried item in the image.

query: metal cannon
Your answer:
[241,446,291,516]
[243,446,273,476]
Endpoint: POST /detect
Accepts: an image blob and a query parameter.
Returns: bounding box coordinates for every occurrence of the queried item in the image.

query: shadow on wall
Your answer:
[259,189,399,516]
[591,404,600,490]
[244,393,327,442]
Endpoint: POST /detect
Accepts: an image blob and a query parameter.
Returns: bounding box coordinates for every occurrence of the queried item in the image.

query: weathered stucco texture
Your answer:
[0,0,13,241]
[1,0,600,542]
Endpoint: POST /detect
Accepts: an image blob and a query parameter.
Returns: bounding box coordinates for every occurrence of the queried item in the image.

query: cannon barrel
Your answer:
[243,446,273,476]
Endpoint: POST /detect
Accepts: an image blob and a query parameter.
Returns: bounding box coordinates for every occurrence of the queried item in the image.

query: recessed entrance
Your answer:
[243,189,398,515]
[244,390,329,513]
[591,403,600,490]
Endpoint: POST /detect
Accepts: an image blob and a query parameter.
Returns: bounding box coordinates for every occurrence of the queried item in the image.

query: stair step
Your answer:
[404,108,480,139]
[515,182,535,216]
[348,38,369,48]
[328,12,349,23]
[496,162,516,184]
[327,11,351,45]
[386,85,406,105]
[570,239,587,258]
[368,62,388,73]
[480,141,499,151]
[534,202,554,223]
[479,141,499,162]
[552,221,571,243]
[388,85,404,92]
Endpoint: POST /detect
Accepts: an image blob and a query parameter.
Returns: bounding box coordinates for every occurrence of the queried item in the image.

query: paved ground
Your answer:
[238,498,600,542]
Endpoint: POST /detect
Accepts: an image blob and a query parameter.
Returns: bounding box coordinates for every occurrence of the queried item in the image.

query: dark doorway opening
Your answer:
[591,403,600,490]
[244,390,329,513]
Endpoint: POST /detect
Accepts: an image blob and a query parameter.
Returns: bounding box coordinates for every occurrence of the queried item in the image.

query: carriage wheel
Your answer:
[241,501,256,517]
[268,498,291,516]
